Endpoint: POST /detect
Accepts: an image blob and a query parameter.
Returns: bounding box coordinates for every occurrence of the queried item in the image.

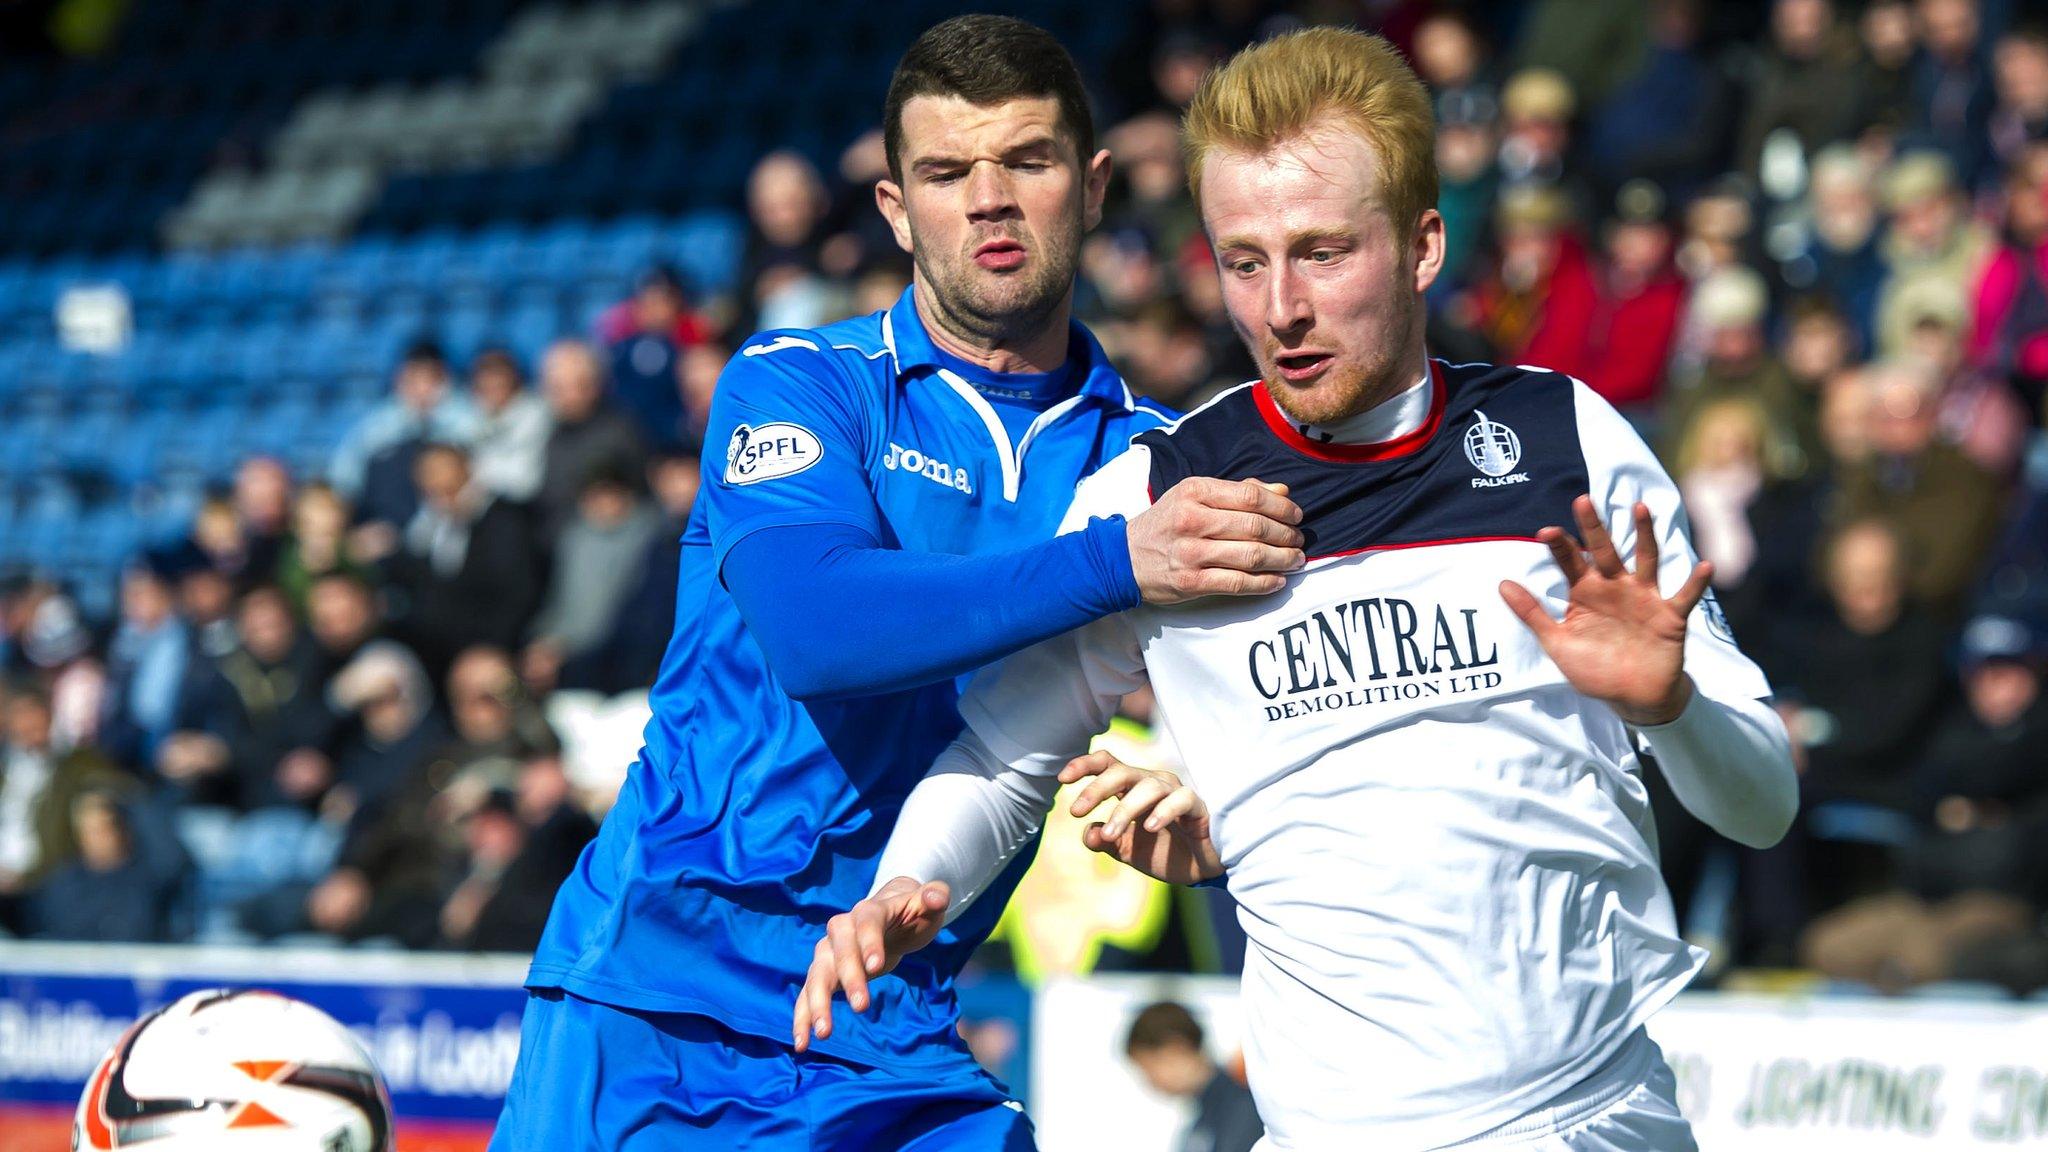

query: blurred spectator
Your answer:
[1103,112,1201,267]
[1470,185,1597,371]
[32,793,174,943]
[1495,68,1590,215]
[579,451,700,695]
[231,456,293,582]
[1835,359,2004,615]
[1579,181,1687,414]
[1777,145,1887,351]
[599,268,710,454]
[1781,298,1857,397]
[158,586,335,811]
[1783,518,1952,830]
[327,339,479,535]
[1674,176,1757,282]
[537,339,647,541]
[466,348,551,502]
[1890,277,2029,477]
[303,647,552,947]
[1123,1002,1262,1152]
[1857,0,1919,134]
[176,558,238,662]
[1874,151,1994,360]
[1989,23,2048,174]
[321,641,443,825]
[439,756,596,952]
[1511,0,1648,109]
[98,562,191,769]
[1676,397,1776,613]
[0,686,128,935]
[1586,0,1733,200]
[275,483,374,615]
[386,444,541,681]
[1909,0,1994,187]
[306,572,380,677]
[522,458,665,694]
[742,151,834,332]
[1146,29,1224,113]
[1432,88,1499,298]
[817,128,899,282]
[1411,10,1496,107]
[1663,266,1811,477]
[1738,0,1868,182]
[1972,141,2048,407]
[677,338,725,449]
[1912,614,2048,901]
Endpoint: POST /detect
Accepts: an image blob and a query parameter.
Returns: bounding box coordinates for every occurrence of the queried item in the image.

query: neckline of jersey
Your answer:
[1253,358,1448,463]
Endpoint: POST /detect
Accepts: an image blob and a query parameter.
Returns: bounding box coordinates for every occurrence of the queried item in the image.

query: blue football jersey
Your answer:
[527,288,1170,1068]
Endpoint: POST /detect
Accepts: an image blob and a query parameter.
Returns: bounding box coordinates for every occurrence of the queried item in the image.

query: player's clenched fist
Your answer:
[1128,477,1305,603]
[1061,750,1224,885]
[792,875,950,1053]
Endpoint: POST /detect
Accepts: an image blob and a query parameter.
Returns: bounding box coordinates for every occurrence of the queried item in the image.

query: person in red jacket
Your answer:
[1471,184,1599,369]
[1579,180,1688,416]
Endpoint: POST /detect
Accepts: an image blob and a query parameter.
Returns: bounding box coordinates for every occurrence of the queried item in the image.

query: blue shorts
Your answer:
[488,988,1035,1151]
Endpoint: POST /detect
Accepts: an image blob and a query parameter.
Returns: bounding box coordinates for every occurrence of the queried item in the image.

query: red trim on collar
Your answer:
[1306,534,1543,563]
[1254,359,1447,463]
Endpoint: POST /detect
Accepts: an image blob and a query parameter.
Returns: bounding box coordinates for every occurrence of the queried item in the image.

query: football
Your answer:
[72,989,393,1151]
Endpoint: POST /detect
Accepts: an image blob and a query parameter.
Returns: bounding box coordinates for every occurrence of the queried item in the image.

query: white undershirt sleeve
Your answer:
[1570,376,1797,847]
[872,728,1061,924]
[870,456,1154,923]
[1634,689,1797,849]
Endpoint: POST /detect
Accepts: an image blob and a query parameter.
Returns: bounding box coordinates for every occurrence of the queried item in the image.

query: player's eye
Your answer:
[1308,248,1342,264]
[1228,259,1263,276]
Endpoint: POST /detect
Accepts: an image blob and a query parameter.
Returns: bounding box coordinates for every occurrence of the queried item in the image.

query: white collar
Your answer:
[1291,359,1433,447]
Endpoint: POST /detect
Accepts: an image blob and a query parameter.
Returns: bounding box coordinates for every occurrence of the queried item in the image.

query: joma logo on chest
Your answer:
[884,442,973,494]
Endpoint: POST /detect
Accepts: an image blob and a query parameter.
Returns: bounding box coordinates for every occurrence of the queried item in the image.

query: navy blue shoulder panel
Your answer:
[1137,363,1590,558]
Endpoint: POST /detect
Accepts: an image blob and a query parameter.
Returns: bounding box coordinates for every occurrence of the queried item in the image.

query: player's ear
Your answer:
[1083,148,1113,232]
[1411,208,1446,296]
[875,178,915,254]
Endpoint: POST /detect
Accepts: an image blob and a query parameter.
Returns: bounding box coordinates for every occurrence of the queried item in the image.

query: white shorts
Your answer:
[1442,1028,1696,1152]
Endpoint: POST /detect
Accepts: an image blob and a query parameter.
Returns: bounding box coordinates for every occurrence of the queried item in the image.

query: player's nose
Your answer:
[964,163,1018,221]
[1264,263,1312,333]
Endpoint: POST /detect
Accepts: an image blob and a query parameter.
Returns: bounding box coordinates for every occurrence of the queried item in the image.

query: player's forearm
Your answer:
[1635,683,1798,848]
[724,518,1138,701]
[873,728,1062,926]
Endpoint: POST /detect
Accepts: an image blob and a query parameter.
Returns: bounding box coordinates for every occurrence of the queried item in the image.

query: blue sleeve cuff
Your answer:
[1074,515,1141,614]
[1193,873,1228,889]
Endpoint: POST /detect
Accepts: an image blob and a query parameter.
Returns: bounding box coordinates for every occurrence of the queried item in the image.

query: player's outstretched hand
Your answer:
[1061,751,1224,885]
[1129,477,1305,604]
[792,875,949,1053]
[1499,496,1712,727]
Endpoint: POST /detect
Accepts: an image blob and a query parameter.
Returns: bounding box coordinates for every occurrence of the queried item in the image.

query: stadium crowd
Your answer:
[0,0,2046,996]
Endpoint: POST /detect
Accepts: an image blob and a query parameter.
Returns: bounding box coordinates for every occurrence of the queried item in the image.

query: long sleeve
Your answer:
[1573,376,1797,846]
[1635,688,1797,848]
[702,330,1146,701]
[869,462,1154,921]
[872,728,1063,924]
[723,517,1137,701]
[871,607,1148,923]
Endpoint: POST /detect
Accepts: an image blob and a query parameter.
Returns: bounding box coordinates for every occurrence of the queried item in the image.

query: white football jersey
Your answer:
[958,361,1771,1150]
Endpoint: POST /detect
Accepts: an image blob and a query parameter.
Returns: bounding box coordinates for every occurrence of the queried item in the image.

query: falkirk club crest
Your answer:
[1463,411,1522,478]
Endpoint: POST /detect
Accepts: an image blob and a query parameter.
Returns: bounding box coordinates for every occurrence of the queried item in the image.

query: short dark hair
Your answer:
[1124,1001,1204,1055]
[883,15,1095,181]
[402,337,448,369]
